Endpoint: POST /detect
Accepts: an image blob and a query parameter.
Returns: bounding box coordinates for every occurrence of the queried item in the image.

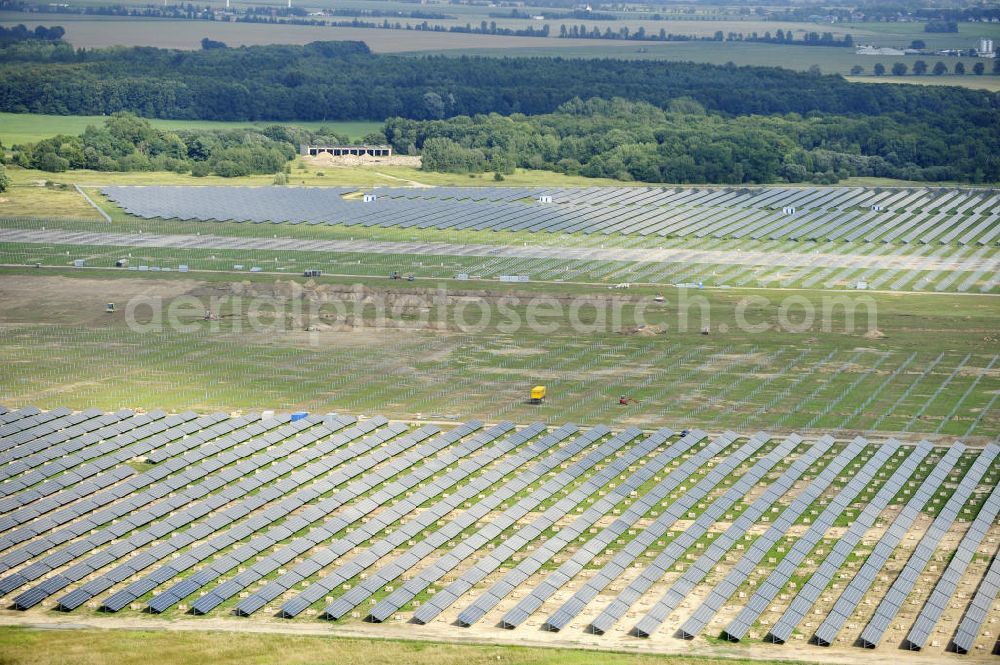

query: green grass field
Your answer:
[0,268,996,439]
[0,113,382,147]
[0,627,814,665]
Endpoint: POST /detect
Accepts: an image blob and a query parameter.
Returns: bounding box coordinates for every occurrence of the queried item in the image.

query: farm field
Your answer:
[0,113,382,148]
[0,14,600,51]
[845,75,1000,92]
[414,40,975,76]
[2,11,994,77]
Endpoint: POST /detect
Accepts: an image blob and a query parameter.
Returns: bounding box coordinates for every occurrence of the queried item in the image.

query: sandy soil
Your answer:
[0,275,199,327]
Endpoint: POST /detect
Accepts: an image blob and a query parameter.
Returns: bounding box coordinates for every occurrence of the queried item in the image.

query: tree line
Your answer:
[0,24,65,43]
[854,60,999,77]
[6,113,354,177]
[10,100,1000,184]
[388,97,999,184]
[2,39,997,128]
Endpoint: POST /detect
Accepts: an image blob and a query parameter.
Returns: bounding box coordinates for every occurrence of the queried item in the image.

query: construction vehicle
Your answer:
[529,385,546,404]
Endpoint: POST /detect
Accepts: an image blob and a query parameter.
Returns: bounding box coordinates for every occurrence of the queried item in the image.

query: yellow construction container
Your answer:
[530,385,546,404]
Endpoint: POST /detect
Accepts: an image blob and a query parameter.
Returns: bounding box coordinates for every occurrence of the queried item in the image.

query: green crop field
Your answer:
[0,113,382,147]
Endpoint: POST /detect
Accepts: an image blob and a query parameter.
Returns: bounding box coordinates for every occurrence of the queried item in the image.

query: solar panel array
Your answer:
[102,185,1000,244]
[631,433,837,638]
[905,466,1000,652]
[811,444,967,647]
[586,434,803,636]
[765,440,933,644]
[858,443,1000,649]
[675,436,869,640]
[0,405,998,659]
[951,535,1000,655]
[722,438,901,642]
[540,431,769,632]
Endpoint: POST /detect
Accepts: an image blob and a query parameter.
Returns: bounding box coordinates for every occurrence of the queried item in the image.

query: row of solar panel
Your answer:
[0,412,266,536]
[0,414,344,604]
[403,426,683,626]
[101,186,1000,244]
[811,444,969,646]
[0,405,997,656]
[675,437,871,640]
[296,424,643,622]
[0,413,284,558]
[585,434,805,636]
[316,426,580,619]
[544,433,770,631]
[0,409,135,472]
[2,415,333,602]
[111,191,998,244]
[631,435,838,637]
[148,421,449,615]
[861,443,1000,649]
[914,474,1000,653]
[376,186,1000,219]
[489,427,695,630]
[269,422,581,619]
[57,415,384,612]
[765,441,933,644]
[100,417,417,613]
[723,439,903,642]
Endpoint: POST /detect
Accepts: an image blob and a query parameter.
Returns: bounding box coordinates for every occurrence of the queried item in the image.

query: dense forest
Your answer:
[389,98,999,183]
[1,40,996,124]
[2,40,998,183]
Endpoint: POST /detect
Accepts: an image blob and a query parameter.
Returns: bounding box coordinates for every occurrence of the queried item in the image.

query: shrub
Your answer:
[190,162,210,177]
